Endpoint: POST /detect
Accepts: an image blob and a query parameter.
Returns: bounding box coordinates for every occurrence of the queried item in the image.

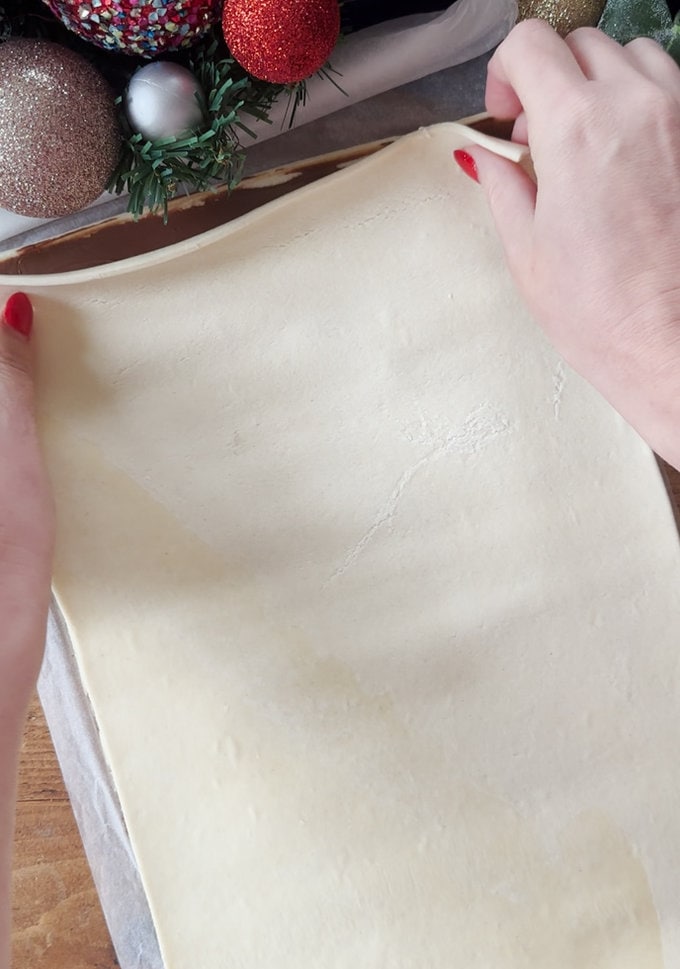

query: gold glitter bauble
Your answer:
[0,39,122,218]
[517,0,606,35]
[223,0,340,84]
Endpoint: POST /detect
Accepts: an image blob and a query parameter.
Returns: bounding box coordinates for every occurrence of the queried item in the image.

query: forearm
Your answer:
[603,369,680,473]
[554,313,680,471]
[0,293,52,969]
[0,617,49,969]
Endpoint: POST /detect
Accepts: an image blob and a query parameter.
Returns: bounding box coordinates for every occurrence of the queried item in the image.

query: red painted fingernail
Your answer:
[1,292,33,339]
[453,149,479,184]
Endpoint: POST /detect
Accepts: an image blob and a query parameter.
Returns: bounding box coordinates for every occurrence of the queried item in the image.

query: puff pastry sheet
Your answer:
[5,124,680,969]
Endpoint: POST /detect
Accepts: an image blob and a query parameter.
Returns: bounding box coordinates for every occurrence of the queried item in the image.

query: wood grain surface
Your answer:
[12,696,119,969]
[11,463,680,968]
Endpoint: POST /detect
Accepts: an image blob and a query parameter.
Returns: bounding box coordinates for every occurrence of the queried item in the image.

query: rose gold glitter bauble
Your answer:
[517,0,605,35]
[223,0,340,84]
[0,40,121,218]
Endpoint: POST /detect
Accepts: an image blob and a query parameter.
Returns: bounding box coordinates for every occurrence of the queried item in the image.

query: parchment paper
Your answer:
[40,610,164,969]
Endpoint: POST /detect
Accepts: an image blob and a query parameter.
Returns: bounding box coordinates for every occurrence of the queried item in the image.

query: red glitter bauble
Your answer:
[223,0,340,84]
[41,0,222,57]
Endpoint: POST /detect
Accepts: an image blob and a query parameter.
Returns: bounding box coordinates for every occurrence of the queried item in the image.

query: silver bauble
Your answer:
[0,39,121,218]
[125,62,205,141]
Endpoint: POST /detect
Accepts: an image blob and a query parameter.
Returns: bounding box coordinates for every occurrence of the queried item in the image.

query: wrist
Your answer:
[558,292,680,471]
[0,627,45,720]
[587,337,680,471]
[624,305,680,469]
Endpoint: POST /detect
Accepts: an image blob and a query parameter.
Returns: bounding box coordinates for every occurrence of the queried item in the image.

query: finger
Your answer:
[625,36,680,95]
[486,19,586,120]
[564,26,640,80]
[0,291,51,607]
[0,293,35,420]
[460,148,537,281]
[0,292,51,664]
[512,112,528,145]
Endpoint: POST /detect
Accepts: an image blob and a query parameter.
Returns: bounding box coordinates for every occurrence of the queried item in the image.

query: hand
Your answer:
[0,292,53,969]
[458,20,680,469]
[0,293,54,713]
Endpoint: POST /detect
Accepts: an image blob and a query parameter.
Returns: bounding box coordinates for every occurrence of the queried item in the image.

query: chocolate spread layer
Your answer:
[0,141,392,276]
[0,119,510,276]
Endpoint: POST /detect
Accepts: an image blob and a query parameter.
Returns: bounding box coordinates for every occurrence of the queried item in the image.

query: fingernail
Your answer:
[453,149,479,184]
[1,292,33,339]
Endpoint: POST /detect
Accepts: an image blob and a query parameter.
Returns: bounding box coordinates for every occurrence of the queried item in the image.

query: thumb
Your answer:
[455,147,536,281]
[0,292,34,413]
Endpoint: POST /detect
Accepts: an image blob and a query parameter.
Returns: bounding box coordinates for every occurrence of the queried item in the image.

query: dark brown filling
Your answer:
[0,142,391,276]
[0,118,512,276]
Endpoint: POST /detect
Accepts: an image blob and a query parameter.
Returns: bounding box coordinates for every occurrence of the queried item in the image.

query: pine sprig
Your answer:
[2,7,346,222]
[282,63,345,128]
[108,43,279,222]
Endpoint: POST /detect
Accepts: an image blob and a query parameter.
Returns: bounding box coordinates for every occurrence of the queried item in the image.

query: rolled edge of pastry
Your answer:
[449,119,536,181]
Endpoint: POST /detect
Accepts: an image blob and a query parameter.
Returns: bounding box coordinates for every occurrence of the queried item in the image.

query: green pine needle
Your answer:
[108,42,279,222]
[282,63,345,129]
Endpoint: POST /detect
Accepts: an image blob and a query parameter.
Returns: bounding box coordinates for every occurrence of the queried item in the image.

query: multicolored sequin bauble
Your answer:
[41,0,222,56]
[223,0,341,84]
[0,39,121,217]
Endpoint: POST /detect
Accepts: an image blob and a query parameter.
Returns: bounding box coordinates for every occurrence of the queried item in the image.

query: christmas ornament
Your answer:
[112,45,274,220]
[0,39,121,218]
[41,0,222,56]
[125,62,205,141]
[223,0,341,84]
[517,0,605,34]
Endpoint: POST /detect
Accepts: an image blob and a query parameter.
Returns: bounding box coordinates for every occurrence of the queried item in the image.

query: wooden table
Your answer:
[12,463,680,968]
[12,694,119,969]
